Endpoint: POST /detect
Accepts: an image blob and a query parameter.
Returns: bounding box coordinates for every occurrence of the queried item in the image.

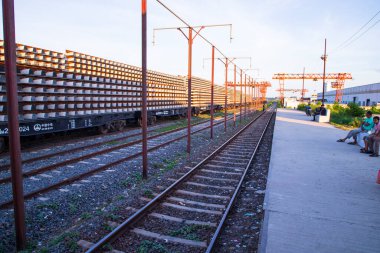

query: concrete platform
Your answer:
[260,109,380,253]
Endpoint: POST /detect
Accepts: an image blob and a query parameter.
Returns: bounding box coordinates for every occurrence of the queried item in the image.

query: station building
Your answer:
[318,82,380,106]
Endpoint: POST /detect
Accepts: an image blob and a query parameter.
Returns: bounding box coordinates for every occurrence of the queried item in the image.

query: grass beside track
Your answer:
[297,102,380,130]
[154,111,234,133]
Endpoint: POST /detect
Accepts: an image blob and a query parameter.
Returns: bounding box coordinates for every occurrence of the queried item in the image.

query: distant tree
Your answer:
[346,102,365,117]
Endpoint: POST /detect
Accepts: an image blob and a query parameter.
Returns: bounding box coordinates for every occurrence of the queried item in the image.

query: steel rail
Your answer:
[0,113,236,172]
[0,113,240,184]
[206,108,275,252]
[85,109,268,252]
[0,111,255,209]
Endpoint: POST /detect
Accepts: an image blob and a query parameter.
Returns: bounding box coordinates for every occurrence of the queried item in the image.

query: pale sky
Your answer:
[1,0,379,97]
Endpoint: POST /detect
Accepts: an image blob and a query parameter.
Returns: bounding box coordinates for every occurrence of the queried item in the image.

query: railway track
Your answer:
[0,113,236,172]
[82,107,275,253]
[0,121,142,159]
[0,110,254,209]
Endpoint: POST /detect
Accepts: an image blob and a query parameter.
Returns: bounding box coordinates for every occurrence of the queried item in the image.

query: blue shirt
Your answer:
[363,117,374,131]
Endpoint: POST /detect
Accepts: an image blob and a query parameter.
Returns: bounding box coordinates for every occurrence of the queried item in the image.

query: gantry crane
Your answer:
[227,80,271,110]
[273,73,352,103]
[275,88,309,97]
[248,81,271,108]
[258,81,271,105]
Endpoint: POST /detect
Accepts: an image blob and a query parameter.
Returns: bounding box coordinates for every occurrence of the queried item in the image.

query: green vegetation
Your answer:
[101,243,113,251]
[80,212,93,220]
[155,117,202,133]
[0,244,6,253]
[68,203,77,214]
[143,189,154,198]
[36,202,59,210]
[104,140,123,146]
[197,111,231,119]
[268,100,282,108]
[18,240,38,253]
[39,247,49,253]
[137,240,169,253]
[103,224,113,231]
[152,162,164,169]
[297,102,375,128]
[162,158,177,172]
[49,231,80,252]
[153,158,179,174]
[120,172,144,187]
[155,111,233,133]
[115,194,126,201]
[169,225,209,241]
[105,213,120,221]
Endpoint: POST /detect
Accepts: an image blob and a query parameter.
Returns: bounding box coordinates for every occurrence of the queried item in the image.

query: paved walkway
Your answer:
[259,109,380,253]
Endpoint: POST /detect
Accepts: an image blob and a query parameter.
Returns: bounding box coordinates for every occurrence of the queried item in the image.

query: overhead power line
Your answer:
[340,19,380,50]
[155,0,252,75]
[332,10,380,53]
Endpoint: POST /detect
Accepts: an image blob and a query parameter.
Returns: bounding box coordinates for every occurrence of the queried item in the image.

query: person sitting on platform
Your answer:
[366,117,380,157]
[305,103,312,116]
[359,116,379,153]
[337,111,374,145]
[312,104,327,121]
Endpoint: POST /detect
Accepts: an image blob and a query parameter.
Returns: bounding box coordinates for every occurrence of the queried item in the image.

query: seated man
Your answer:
[337,111,374,144]
[312,105,327,121]
[305,104,312,116]
[359,116,379,153]
[367,118,380,157]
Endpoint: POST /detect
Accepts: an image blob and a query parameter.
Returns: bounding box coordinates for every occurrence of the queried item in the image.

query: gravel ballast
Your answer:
[0,111,259,252]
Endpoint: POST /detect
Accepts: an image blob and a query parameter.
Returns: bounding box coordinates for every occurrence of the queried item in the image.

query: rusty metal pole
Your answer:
[302,67,305,100]
[257,85,259,109]
[244,74,247,119]
[322,39,327,106]
[240,69,242,123]
[255,84,257,110]
[251,80,254,110]
[2,0,26,250]
[141,0,148,179]
[247,78,250,112]
[249,77,252,112]
[210,45,215,139]
[187,28,193,154]
[251,80,254,111]
[251,82,253,110]
[233,64,236,127]
[253,81,255,110]
[224,58,228,132]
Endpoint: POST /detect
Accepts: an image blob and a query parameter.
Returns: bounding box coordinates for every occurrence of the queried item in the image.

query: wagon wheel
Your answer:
[116,120,126,131]
[98,124,110,134]
[0,137,5,154]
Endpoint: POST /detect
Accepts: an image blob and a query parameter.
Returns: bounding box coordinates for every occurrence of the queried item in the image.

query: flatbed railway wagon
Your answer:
[0,43,189,151]
[0,42,239,152]
[190,76,227,113]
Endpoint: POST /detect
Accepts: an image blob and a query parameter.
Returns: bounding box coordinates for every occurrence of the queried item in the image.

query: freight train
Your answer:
[0,41,249,151]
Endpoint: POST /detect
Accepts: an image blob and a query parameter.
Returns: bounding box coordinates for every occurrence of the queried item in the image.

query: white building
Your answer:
[317,83,380,106]
[284,97,300,109]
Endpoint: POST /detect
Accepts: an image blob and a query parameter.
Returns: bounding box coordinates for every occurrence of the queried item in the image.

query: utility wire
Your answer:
[332,10,380,53]
[155,0,252,76]
[340,19,380,50]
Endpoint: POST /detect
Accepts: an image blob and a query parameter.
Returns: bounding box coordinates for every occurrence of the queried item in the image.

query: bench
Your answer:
[316,109,330,123]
